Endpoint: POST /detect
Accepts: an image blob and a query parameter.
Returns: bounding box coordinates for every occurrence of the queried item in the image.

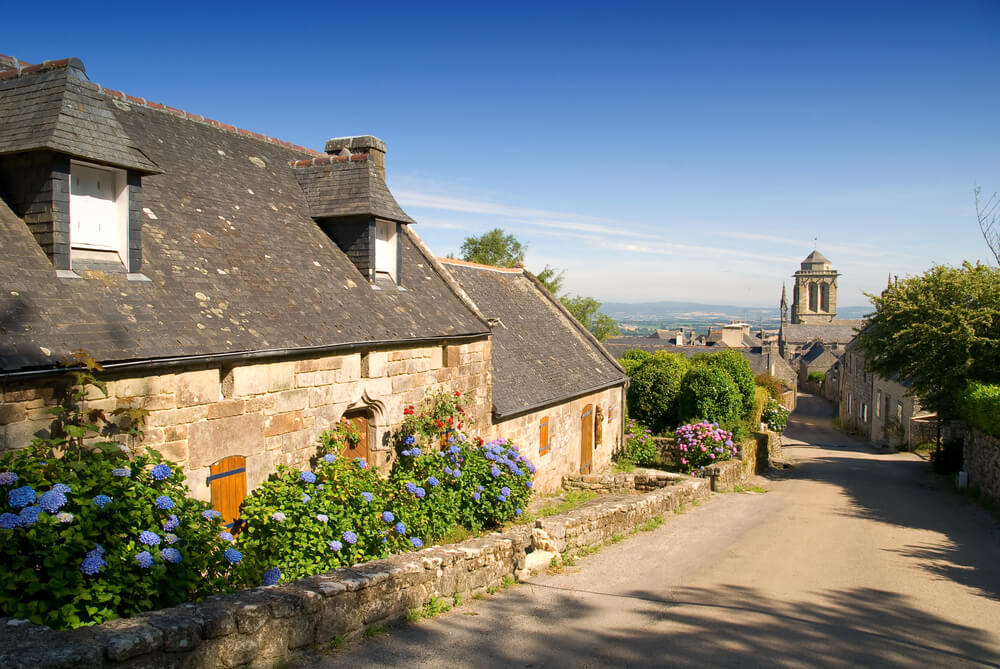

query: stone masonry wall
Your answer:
[489,386,624,494]
[0,476,711,669]
[0,338,491,501]
[965,427,1000,505]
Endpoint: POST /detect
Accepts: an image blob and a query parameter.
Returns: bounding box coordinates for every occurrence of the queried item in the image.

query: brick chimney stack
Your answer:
[325,135,387,181]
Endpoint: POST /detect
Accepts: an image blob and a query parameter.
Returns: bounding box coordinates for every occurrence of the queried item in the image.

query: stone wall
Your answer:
[964,427,1000,504]
[489,386,624,494]
[562,468,684,495]
[0,476,711,669]
[0,338,491,501]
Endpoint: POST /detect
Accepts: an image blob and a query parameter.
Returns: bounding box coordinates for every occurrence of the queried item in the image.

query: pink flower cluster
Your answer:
[674,421,738,474]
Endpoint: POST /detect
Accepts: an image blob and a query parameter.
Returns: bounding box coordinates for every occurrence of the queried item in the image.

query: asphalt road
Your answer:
[297,394,1000,668]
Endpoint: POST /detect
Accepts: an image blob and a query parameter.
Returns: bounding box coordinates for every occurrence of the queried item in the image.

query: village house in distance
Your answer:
[0,55,626,524]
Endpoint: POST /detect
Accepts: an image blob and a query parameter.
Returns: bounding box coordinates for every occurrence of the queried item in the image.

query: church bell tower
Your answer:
[790,250,839,324]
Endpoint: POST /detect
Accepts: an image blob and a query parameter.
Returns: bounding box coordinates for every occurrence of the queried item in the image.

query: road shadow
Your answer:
[304,581,1000,668]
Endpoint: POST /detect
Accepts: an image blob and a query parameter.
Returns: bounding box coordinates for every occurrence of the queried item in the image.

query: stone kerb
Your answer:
[1,478,708,669]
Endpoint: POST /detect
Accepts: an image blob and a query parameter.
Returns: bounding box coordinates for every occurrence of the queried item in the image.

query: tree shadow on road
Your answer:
[310,581,1000,668]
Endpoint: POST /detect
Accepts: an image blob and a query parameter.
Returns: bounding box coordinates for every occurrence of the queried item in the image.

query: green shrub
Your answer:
[761,399,790,432]
[677,366,743,426]
[747,386,770,430]
[627,351,689,433]
[0,360,251,629]
[672,422,738,475]
[619,349,652,376]
[807,371,827,384]
[691,350,756,415]
[616,419,658,467]
[755,373,785,401]
[959,381,1000,437]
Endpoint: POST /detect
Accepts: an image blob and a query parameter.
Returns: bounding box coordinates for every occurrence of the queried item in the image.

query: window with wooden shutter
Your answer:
[539,417,550,456]
[208,455,247,530]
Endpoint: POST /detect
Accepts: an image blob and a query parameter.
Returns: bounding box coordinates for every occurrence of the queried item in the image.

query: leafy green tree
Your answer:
[626,351,689,433]
[619,349,652,376]
[857,262,1000,420]
[535,265,566,296]
[459,228,526,267]
[561,295,621,341]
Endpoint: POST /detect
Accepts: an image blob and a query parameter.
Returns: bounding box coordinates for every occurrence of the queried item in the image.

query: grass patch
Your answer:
[732,485,768,494]
[363,624,387,639]
[453,591,462,607]
[561,549,576,566]
[325,634,345,651]
[435,524,475,545]
[472,591,485,600]
[501,574,517,589]
[535,489,598,518]
[613,460,636,473]
[639,515,665,532]
[674,503,687,514]
[610,532,624,544]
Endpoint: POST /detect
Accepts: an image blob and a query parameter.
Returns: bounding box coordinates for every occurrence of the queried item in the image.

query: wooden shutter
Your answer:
[342,414,371,464]
[580,405,593,474]
[539,417,550,456]
[208,455,247,529]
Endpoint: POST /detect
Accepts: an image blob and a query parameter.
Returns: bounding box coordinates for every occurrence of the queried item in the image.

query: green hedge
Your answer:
[959,382,1000,437]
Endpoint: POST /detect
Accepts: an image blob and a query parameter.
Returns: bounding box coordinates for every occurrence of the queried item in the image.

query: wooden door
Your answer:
[580,404,593,474]
[342,413,371,464]
[208,455,247,530]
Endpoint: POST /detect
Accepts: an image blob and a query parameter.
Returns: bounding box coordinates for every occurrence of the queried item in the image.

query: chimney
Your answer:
[325,135,387,181]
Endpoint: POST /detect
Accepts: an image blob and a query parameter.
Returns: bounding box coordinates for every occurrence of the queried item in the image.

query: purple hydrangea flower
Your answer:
[527,463,537,474]
[498,495,507,502]
[515,508,523,516]
[263,567,282,585]
[271,512,286,522]
[394,522,406,534]
[150,464,172,481]
[218,531,234,542]
[323,454,337,463]
[0,472,17,486]
[355,458,367,470]
[448,444,461,455]
[500,486,511,496]
[139,531,161,546]
[111,467,131,478]
[38,490,68,513]
[415,487,426,498]
[525,481,533,488]
[473,492,481,501]
[135,551,154,568]
[410,537,423,548]
[405,482,418,494]
[490,466,501,478]
[8,485,36,509]
[17,506,41,527]
[301,493,311,504]
[223,548,243,564]
[362,492,373,502]
[404,435,416,446]
[401,450,411,457]
[312,514,327,523]
[444,467,453,476]
[477,485,484,492]
[329,540,343,551]
[202,509,222,521]
[56,512,73,523]
[300,471,317,484]
[427,477,439,487]
[163,514,180,532]
[93,494,112,509]
[0,513,18,529]
[342,530,358,545]
[165,533,179,544]
[51,483,72,494]
[81,552,107,576]
[381,511,395,523]
[161,547,182,564]
[411,447,421,456]
[155,495,174,510]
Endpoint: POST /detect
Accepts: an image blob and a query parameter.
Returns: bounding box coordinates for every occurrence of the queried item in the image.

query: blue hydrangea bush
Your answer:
[673,421,739,475]
[0,358,254,629]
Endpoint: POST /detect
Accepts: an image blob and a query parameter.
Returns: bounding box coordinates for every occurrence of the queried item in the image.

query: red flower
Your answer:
[448,417,454,425]
[436,420,444,428]
[455,391,461,397]
[458,422,463,429]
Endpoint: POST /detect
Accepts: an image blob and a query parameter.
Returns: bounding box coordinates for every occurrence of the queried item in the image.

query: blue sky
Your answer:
[4,1,998,307]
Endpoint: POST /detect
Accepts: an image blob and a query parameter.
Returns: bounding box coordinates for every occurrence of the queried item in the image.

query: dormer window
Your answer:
[375,219,397,282]
[70,161,130,269]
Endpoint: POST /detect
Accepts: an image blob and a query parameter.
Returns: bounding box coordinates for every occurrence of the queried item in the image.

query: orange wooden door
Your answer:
[580,405,593,474]
[341,414,371,463]
[208,455,247,529]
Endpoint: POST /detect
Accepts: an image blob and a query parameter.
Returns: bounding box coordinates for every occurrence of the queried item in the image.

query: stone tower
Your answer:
[790,250,839,324]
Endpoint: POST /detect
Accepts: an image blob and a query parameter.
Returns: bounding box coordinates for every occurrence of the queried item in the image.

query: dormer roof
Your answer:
[0,58,160,173]
[290,155,415,224]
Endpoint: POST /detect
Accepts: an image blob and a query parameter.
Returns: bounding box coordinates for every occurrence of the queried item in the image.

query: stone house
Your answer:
[0,55,620,520]
[439,259,627,492]
[838,338,928,448]
[796,341,842,400]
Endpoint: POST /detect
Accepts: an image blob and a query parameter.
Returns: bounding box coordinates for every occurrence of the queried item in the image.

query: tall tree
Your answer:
[856,262,1000,420]
[561,295,621,342]
[459,228,526,267]
[975,185,1000,265]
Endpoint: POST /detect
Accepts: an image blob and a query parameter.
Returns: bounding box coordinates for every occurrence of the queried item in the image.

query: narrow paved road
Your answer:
[299,394,1000,668]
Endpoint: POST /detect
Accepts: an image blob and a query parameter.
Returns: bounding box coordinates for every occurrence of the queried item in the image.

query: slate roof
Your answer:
[0,59,488,374]
[291,156,415,224]
[440,260,626,418]
[781,322,861,345]
[802,250,830,265]
[0,59,159,173]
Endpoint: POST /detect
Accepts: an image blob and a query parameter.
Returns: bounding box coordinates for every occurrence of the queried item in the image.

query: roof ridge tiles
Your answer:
[437,257,524,273]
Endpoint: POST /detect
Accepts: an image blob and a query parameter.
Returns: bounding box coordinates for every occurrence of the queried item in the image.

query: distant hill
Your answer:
[602,301,872,325]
